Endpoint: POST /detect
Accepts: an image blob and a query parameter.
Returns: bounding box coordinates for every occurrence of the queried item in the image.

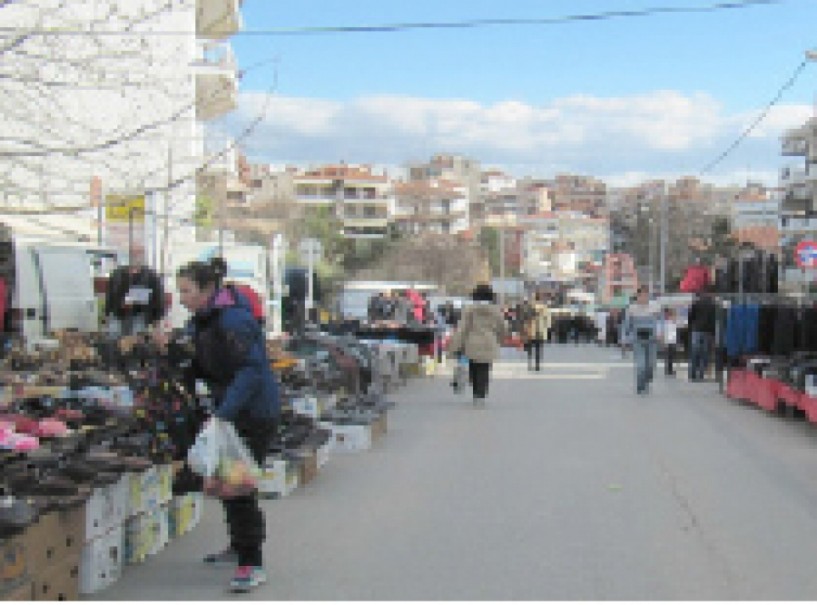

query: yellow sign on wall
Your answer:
[105,194,145,222]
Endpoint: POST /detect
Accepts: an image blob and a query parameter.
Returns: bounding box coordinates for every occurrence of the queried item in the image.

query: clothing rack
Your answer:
[714,293,817,393]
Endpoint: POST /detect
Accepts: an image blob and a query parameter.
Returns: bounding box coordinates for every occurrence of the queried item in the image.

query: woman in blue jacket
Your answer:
[175,259,280,592]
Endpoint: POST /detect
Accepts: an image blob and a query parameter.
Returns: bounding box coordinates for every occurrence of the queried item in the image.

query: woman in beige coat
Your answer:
[523,292,552,372]
[448,284,506,406]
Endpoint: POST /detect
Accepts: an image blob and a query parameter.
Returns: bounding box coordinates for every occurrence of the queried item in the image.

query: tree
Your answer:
[479,226,500,275]
[705,217,738,262]
[194,194,215,228]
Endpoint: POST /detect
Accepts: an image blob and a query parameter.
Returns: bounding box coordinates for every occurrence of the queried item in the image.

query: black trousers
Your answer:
[526,339,544,370]
[469,361,491,399]
[665,344,676,375]
[223,416,276,567]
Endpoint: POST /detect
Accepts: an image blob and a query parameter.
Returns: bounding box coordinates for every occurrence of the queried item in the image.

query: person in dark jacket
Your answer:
[687,290,717,381]
[106,264,165,336]
[173,258,280,592]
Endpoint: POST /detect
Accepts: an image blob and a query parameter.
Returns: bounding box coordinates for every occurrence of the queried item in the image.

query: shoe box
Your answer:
[27,504,85,576]
[0,579,32,601]
[316,440,331,469]
[0,501,86,601]
[31,558,80,601]
[127,466,162,517]
[258,457,299,499]
[85,475,128,542]
[257,458,287,499]
[370,411,388,443]
[79,525,124,595]
[297,448,319,487]
[168,492,202,537]
[0,530,31,601]
[318,421,372,453]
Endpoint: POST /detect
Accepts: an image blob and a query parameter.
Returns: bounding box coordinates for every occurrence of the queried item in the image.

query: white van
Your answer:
[0,226,104,344]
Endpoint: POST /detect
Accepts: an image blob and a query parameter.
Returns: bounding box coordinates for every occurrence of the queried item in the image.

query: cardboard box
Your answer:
[31,559,79,601]
[319,422,372,453]
[297,449,319,486]
[284,461,299,496]
[316,441,331,469]
[0,580,32,601]
[86,477,126,542]
[258,458,287,499]
[127,467,159,517]
[0,535,29,598]
[28,504,85,574]
[370,412,388,443]
[189,493,203,531]
[79,525,124,595]
[157,465,173,505]
[124,514,150,565]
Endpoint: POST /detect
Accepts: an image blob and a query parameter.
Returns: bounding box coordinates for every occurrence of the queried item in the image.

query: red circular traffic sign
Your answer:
[795,240,817,269]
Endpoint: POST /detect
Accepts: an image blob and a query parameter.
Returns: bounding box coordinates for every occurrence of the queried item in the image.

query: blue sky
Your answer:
[220,0,817,185]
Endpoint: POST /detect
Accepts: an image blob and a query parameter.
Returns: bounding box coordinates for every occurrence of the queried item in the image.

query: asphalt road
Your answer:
[95,345,817,600]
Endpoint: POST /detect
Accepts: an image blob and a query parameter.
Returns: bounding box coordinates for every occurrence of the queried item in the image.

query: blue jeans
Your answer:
[689,331,713,380]
[634,338,657,394]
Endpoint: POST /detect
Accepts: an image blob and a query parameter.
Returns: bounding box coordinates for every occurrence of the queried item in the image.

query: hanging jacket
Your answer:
[688,295,717,335]
[189,286,280,422]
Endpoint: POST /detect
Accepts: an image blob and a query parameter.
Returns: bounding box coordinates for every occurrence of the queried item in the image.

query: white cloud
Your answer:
[223,90,812,185]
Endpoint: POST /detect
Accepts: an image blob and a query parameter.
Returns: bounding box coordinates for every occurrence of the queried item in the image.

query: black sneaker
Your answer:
[204,547,238,567]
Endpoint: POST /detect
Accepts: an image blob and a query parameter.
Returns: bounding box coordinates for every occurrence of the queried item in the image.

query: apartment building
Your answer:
[408,154,482,225]
[599,253,639,306]
[393,180,469,236]
[520,212,609,282]
[293,164,394,239]
[550,174,608,217]
[0,0,242,266]
[780,118,817,215]
[246,164,296,202]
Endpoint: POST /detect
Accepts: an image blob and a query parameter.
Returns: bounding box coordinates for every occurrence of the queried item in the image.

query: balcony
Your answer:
[342,219,389,239]
[197,0,241,40]
[194,42,238,120]
[782,182,817,214]
[780,164,810,187]
[782,126,809,156]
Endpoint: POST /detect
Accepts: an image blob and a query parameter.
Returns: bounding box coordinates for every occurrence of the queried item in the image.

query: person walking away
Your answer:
[524,293,551,371]
[169,259,280,592]
[448,284,506,406]
[660,308,678,376]
[623,287,660,395]
[687,290,717,381]
[518,298,534,365]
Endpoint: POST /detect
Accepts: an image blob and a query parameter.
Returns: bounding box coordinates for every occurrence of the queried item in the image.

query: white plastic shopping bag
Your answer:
[187,417,218,478]
[187,418,262,498]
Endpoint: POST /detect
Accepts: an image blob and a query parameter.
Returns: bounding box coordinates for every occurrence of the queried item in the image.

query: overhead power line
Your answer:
[700,58,810,175]
[0,0,790,37]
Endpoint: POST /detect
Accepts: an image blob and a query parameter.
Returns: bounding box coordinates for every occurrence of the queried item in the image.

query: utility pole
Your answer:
[499,225,506,308]
[659,189,667,295]
[162,144,172,279]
